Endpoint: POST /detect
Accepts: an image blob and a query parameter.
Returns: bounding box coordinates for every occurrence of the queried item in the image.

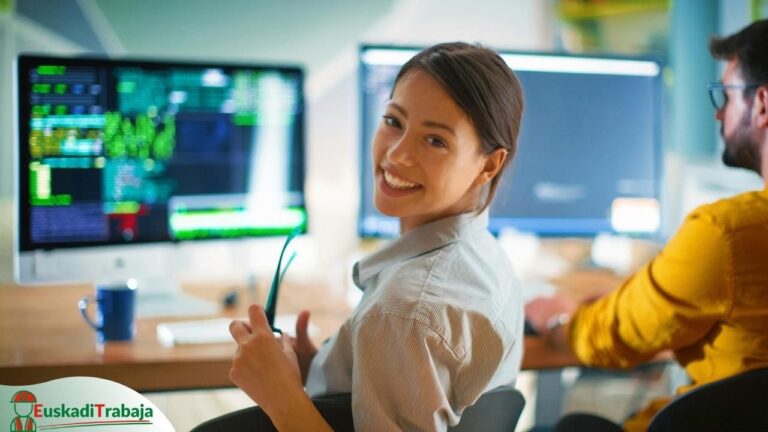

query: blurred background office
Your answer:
[2,0,766,282]
[1,0,766,430]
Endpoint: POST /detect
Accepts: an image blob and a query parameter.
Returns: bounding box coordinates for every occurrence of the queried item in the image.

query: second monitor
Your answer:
[359,47,662,238]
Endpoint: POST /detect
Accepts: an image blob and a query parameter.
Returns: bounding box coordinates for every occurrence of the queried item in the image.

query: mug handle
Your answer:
[78,295,101,331]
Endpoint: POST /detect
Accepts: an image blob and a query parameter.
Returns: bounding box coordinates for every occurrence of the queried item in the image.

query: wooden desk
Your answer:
[0,281,353,392]
[0,282,583,392]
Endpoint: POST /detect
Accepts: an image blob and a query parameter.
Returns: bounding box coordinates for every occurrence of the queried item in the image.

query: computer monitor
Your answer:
[15,55,306,313]
[359,46,662,237]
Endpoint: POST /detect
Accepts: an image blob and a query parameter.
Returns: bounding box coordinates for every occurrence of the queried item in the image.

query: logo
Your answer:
[1,378,173,431]
[10,390,36,432]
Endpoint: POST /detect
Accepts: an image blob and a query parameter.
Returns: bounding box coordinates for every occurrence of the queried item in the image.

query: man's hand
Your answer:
[525,294,578,337]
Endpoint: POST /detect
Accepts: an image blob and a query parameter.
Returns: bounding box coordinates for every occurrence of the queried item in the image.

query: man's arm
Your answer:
[568,213,732,368]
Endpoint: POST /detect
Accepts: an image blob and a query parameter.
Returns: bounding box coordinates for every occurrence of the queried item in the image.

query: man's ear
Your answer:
[475,148,508,187]
[753,86,768,128]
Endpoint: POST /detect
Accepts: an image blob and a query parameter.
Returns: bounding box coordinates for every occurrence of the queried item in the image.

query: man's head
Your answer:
[710,19,768,175]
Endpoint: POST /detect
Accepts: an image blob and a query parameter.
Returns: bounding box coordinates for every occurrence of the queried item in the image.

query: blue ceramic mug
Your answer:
[79,282,137,342]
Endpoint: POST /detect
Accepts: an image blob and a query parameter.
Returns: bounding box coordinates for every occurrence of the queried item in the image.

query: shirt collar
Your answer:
[353,211,489,289]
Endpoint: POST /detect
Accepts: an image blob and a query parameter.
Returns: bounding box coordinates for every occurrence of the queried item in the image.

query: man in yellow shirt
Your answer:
[526,18,768,432]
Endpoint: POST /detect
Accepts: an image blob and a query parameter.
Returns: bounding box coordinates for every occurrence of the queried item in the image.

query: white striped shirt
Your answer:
[306,211,523,431]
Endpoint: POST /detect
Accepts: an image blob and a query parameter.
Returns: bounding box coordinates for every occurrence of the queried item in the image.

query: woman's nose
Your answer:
[386,135,415,166]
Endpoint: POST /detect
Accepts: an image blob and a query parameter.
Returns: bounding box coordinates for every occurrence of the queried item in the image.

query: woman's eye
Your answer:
[426,136,447,148]
[382,115,401,128]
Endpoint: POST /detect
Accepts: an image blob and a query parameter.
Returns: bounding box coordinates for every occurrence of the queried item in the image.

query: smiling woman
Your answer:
[227,42,526,432]
[373,43,523,236]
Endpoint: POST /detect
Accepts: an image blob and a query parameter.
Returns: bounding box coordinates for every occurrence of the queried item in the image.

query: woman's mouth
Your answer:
[379,169,422,197]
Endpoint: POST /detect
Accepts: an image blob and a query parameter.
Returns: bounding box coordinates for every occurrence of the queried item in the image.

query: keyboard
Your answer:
[157,318,234,346]
[156,314,319,346]
[137,292,220,319]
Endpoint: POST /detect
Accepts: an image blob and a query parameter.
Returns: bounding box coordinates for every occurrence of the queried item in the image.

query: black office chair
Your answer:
[648,367,768,432]
[448,385,526,432]
[192,385,525,432]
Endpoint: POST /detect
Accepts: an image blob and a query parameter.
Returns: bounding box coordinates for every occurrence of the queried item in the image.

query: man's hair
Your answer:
[710,18,768,87]
[392,42,524,212]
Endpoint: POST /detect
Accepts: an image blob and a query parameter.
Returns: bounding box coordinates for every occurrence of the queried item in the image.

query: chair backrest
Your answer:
[192,386,525,431]
[648,367,768,432]
[449,385,525,432]
[191,393,355,432]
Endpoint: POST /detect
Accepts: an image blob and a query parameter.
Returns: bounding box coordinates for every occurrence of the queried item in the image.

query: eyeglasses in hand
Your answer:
[264,226,302,334]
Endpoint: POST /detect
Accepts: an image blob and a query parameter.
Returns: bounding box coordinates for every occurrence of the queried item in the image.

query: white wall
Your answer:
[0,5,95,281]
[0,0,554,283]
[0,12,11,282]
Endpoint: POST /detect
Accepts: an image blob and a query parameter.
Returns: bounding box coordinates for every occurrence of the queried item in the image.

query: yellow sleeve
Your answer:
[568,213,732,368]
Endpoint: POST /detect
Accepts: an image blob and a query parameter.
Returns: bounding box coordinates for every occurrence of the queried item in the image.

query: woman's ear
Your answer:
[475,148,508,187]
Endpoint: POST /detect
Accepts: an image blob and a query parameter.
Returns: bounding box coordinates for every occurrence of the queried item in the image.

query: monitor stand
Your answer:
[134,277,220,319]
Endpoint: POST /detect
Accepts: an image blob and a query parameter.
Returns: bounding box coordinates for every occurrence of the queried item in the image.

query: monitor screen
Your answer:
[359,47,662,237]
[15,55,306,286]
[17,55,305,252]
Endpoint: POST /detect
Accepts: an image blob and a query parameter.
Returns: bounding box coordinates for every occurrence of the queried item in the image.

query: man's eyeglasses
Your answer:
[264,225,302,334]
[707,83,760,110]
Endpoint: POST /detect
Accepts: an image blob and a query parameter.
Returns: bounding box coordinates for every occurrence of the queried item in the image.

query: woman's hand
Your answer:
[229,305,333,431]
[229,305,304,413]
[285,310,318,384]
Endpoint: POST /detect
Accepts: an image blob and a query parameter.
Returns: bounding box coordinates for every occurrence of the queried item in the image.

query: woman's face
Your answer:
[372,70,492,233]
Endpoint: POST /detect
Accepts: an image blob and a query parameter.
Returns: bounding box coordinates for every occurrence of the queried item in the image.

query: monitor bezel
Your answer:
[16,54,308,253]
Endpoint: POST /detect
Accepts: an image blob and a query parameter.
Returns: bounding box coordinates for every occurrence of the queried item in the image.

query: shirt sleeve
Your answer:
[350,312,502,432]
[568,212,733,368]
